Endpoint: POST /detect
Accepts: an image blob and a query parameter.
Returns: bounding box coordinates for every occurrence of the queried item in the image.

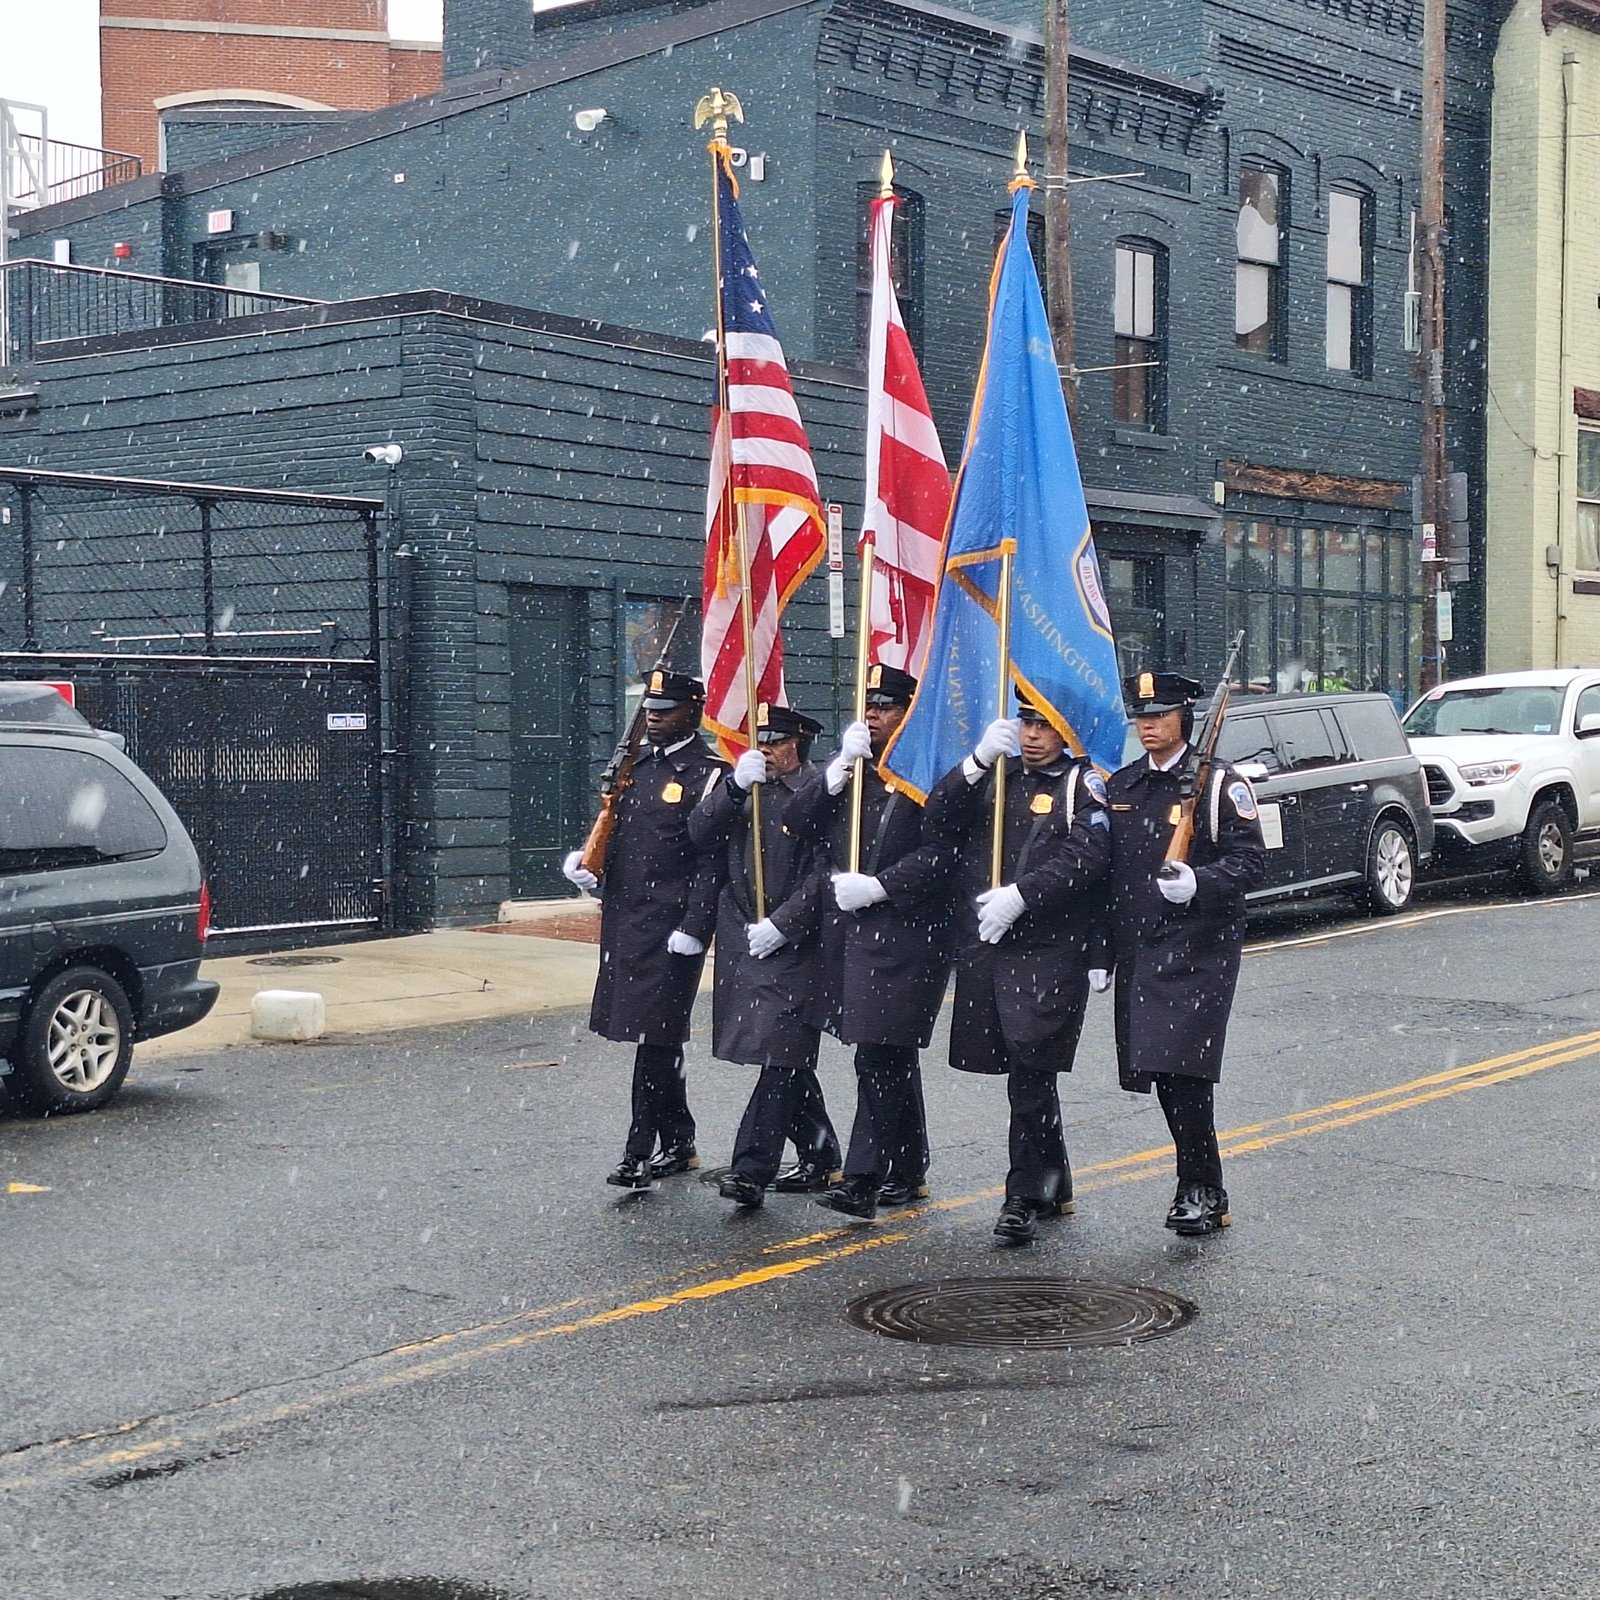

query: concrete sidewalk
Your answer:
[136,926,613,1062]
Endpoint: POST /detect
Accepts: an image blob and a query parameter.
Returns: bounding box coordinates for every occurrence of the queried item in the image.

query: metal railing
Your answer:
[9,135,141,208]
[0,259,325,365]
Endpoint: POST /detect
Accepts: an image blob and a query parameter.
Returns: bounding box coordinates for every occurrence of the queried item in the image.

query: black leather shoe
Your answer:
[993,1199,1040,1244]
[770,1158,843,1194]
[605,1155,654,1192]
[718,1171,765,1208]
[1166,1183,1230,1236]
[649,1143,700,1179]
[877,1176,930,1207]
[815,1176,879,1220]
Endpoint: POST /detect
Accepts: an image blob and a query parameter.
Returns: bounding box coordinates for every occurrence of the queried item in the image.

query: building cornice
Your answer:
[1546,0,1600,36]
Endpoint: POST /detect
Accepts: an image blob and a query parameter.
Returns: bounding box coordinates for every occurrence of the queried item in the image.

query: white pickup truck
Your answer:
[1403,668,1600,892]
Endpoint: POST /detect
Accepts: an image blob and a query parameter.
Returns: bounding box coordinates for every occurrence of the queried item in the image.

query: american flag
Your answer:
[701,151,825,757]
[860,192,951,675]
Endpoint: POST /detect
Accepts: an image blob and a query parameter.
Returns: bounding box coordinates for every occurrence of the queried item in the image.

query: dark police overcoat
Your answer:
[587,736,727,1047]
[923,755,1111,1075]
[688,765,826,1069]
[785,763,956,1048]
[1096,754,1266,1090]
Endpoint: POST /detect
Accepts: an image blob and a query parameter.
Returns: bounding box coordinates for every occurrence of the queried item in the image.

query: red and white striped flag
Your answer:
[860,192,951,675]
[701,152,826,756]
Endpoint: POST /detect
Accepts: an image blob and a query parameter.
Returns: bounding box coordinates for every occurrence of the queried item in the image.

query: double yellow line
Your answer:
[5,1027,1597,1495]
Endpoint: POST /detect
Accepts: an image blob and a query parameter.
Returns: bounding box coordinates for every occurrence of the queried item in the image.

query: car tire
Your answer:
[1364,816,1417,915]
[7,967,135,1115]
[1521,798,1575,895]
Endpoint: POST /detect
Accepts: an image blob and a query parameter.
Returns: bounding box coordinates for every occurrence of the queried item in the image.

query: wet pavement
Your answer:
[4,886,1600,1598]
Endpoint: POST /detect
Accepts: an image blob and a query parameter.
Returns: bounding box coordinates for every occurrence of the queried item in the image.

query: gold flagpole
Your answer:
[990,537,1017,888]
[849,148,896,874]
[696,86,765,920]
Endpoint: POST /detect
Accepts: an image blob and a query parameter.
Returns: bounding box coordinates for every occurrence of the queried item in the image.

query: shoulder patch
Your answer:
[1227,778,1259,821]
[1083,770,1109,807]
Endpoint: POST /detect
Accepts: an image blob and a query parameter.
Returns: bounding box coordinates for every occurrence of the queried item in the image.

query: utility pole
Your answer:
[1044,0,1076,427]
[1417,0,1449,691]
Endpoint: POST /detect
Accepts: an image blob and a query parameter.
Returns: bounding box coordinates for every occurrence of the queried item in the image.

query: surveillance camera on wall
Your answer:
[574,108,609,132]
[363,443,403,466]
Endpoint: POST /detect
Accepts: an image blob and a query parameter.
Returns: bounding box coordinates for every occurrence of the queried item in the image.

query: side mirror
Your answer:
[1235,760,1270,781]
[1579,713,1600,737]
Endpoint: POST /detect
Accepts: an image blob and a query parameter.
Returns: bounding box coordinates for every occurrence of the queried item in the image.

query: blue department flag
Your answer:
[882,179,1129,798]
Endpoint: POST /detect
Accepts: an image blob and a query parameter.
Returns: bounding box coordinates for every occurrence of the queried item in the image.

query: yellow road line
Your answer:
[5,1027,1598,1495]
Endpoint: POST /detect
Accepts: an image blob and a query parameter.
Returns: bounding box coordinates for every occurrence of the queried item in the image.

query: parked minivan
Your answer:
[1212,690,1435,913]
[0,684,218,1114]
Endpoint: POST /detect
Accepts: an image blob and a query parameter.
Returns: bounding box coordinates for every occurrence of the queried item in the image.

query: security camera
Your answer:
[574,108,609,133]
[363,443,403,466]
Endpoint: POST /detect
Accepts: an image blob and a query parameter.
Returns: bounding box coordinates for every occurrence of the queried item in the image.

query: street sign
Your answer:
[1437,587,1453,643]
[826,502,845,639]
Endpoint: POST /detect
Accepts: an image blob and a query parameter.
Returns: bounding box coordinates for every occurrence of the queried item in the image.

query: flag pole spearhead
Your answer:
[694,87,745,145]
[878,148,895,200]
[1009,130,1034,193]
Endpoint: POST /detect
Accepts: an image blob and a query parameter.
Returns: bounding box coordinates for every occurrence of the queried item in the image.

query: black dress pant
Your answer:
[1154,1073,1223,1190]
[843,1042,929,1183]
[1006,1066,1070,1206]
[731,1049,841,1185]
[622,1042,695,1160]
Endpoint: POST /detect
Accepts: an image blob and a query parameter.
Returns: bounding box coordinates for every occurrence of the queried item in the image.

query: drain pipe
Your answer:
[1556,50,1579,667]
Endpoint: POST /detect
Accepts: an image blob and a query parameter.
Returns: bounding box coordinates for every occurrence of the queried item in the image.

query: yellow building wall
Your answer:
[1487,1,1600,668]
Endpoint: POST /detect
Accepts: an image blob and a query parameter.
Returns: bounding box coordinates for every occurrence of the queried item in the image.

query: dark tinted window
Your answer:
[1333,697,1407,759]
[1216,715,1282,771]
[1271,709,1340,771]
[0,746,167,872]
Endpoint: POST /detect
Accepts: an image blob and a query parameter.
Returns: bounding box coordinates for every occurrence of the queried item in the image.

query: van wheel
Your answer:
[1521,799,1574,894]
[1364,818,1416,915]
[7,968,134,1115]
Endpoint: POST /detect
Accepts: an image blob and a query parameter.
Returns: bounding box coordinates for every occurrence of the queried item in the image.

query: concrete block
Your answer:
[251,989,326,1042]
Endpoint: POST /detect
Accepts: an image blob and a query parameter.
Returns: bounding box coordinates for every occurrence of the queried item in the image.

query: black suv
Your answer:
[1212,691,1435,914]
[0,684,218,1113]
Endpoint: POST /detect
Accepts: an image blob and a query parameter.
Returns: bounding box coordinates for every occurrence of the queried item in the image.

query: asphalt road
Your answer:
[5,888,1600,1600]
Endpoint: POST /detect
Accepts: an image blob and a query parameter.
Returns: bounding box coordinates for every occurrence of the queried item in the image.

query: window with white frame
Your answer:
[1113,239,1166,430]
[1326,186,1371,374]
[1236,162,1285,357]
[1577,429,1600,571]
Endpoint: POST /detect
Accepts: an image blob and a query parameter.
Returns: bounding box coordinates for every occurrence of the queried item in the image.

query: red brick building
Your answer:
[99,0,442,169]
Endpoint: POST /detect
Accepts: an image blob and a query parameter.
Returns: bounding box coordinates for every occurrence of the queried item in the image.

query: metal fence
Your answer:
[0,468,382,659]
[0,259,323,365]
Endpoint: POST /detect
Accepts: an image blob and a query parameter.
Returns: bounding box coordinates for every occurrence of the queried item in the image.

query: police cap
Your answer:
[1014,686,1052,724]
[755,702,824,743]
[1123,669,1203,716]
[641,669,706,710]
[864,663,918,707]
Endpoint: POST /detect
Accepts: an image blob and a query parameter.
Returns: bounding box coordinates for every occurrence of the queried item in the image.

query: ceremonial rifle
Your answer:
[578,603,691,880]
[1161,630,1246,869]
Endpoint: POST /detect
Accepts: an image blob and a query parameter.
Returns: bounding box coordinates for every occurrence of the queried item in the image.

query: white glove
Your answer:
[746,918,787,959]
[974,717,1021,768]
[733,749,768,791]
[975,883,1027,944]
[832,872,888,912]
[1156,861,1197,905]
[1088,968,1111,994]
[666,930,705,957]
[561,849,598,892]
[825,721,875,794]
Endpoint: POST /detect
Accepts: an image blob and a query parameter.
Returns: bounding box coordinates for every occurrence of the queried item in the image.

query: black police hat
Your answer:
[864,663,918,706]
[1014,686,1052,723]
[1123,669,1203,715]
[641,669,706,710]
[755,702,824,743]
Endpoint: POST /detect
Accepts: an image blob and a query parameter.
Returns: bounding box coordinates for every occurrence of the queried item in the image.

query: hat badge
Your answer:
[1138,672,1154,702]
[756,702,770,727]
[867,664,882,689]
[649,670,664,693]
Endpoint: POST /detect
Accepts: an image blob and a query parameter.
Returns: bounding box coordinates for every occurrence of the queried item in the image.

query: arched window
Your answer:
[1113,238,1167,431]
[1326,184,1372,375]
[1236,160,1286,358]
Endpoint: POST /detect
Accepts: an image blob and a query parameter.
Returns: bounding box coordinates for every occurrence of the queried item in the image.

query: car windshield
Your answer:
[1404,685,1563,737]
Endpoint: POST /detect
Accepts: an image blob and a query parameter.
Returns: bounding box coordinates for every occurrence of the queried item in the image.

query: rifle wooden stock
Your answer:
[579,791,622,877]
[1162,630,1245,868]
[1163,801,1197,866]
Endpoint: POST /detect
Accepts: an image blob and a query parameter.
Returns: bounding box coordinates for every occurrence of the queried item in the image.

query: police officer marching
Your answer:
[687,703,842,1208]
[1093,670,1266,1235]
[562,670,728,1193]
[783,664,956,1221]
[925,691,1113,1244]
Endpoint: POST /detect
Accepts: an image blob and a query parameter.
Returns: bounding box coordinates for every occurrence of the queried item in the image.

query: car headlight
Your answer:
[1457,760,1522,786]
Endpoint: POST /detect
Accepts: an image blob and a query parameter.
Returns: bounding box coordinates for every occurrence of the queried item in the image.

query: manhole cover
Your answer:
[845,1277,1197,1349]
[247,955,345,968]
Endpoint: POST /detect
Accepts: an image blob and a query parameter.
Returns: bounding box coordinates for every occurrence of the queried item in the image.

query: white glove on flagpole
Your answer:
[746,918,787,959]
[975,883,1027,944]
[832,872,888,912]
[666,930,705,957]
[561,849,598,893]
[974,718,1021,768]
[1156,861,1198,904]
[733,749,768,791]
[825,721,874,794]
